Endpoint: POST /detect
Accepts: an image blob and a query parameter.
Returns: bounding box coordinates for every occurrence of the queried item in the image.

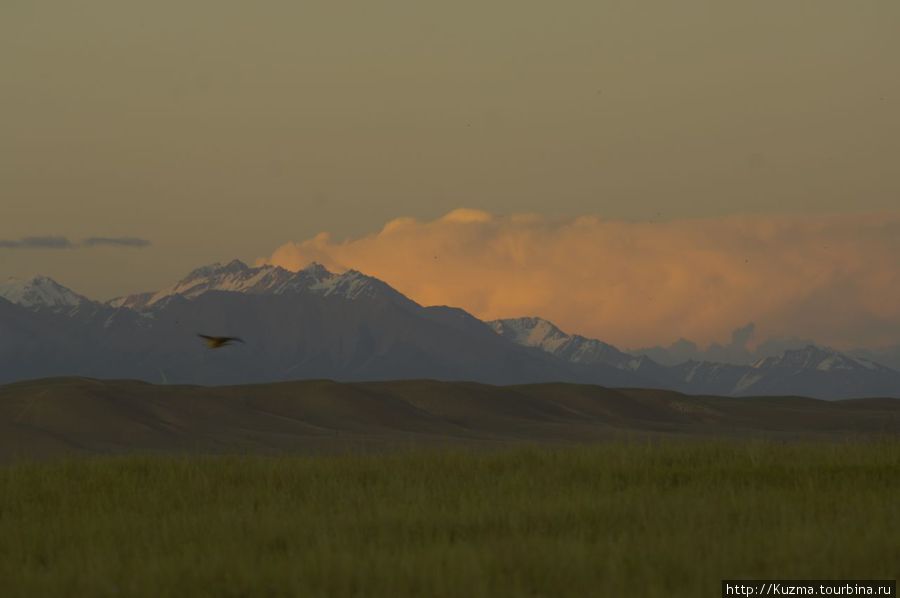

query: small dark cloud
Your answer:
[0,236,151,249]
[82,237,152,248]
[0,236,75,249]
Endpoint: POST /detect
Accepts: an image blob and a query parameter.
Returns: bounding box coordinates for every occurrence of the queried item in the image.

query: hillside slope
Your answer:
[1,377,897,459]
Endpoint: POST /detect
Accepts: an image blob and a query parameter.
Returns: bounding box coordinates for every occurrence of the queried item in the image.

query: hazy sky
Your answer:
[2,1,899,345]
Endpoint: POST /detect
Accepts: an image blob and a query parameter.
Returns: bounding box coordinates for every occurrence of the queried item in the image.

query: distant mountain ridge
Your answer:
[0,275,93,310]
[488,317,638,370]
[108,260,412,309]
[491,316,900,399]
[1,261,611,387]
[1,261,899,399]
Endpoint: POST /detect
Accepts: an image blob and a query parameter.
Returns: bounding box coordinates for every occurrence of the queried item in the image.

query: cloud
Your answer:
[82,237,152,248]
[636,322,790,366]
[0,236,151,249]
[635,322,841,366]
[0,236,74,249]
[259,210,900,349]
[729,322,756,349]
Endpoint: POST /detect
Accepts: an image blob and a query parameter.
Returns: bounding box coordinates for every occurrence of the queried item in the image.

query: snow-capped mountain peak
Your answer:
[489,317,568,349]
[751,345,885,372]
[107,260,417,309]
[1,262,898,399]
[0,275,89,309]
[183,259,250,281]
[489,316,638,369]
[110,261,291,309]
[301,262,331,279]
[305,267,418,306]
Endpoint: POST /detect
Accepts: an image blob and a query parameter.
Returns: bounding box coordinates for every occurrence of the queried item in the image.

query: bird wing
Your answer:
[197,334,244,347]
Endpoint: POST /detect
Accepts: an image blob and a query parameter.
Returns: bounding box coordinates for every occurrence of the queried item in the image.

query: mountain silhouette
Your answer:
[1,262,899,399]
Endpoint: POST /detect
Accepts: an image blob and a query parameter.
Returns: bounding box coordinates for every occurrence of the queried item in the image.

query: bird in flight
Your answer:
[197,334,244,349]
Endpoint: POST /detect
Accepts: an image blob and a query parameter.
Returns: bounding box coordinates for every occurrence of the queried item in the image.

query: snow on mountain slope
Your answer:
[489,317,900,398]
[3,260,898,397]
[850,345,900,371]
[751,345,895,374]
[668,360,755,396]
[0,271,623,387]
[107,291,154,309]
[674,345,900,398]
[0,275,90,309]
[110,260,294,309]
[488,317,638,370]
[108,260,415,310]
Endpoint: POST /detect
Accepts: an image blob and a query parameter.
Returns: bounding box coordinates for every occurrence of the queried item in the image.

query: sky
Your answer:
[2,1,899,348]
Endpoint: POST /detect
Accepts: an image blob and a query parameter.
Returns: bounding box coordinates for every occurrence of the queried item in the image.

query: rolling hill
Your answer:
[1,377,897,460]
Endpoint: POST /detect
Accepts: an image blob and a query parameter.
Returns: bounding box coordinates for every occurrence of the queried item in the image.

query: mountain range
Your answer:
[1,260,898,399]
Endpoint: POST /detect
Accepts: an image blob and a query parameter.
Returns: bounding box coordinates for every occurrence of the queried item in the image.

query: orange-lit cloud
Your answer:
[259,209,900,349]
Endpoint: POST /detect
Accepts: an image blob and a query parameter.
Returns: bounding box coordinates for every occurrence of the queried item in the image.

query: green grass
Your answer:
[1,442,898,597]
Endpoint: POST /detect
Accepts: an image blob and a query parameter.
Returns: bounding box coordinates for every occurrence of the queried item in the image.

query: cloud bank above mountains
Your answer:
[260,210,900,350]
[0,236,151,249]
[633,322,819,366]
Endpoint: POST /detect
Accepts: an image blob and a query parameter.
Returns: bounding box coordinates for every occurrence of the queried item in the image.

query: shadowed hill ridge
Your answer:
[1,377,898,460]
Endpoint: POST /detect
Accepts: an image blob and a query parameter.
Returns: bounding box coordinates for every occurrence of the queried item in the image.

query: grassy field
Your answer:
[1,442,898,597]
